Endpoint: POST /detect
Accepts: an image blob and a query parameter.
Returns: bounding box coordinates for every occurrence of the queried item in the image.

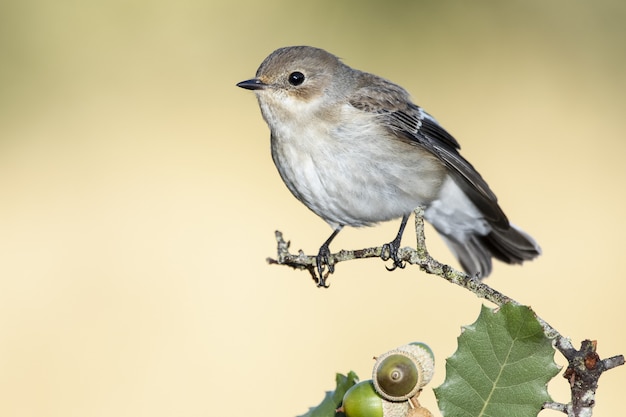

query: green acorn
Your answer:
[339,380,410,417]
[372,343,435,402]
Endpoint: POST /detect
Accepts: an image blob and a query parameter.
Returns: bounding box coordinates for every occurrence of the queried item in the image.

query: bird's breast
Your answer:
[268,105,448,229]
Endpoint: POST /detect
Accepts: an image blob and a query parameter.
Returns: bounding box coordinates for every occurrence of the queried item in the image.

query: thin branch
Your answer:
[543,402,569,414]
[267,206,624,417]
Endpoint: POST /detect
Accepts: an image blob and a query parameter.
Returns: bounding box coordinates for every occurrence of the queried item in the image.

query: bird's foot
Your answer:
[381,237,406,271]
[315,243,335,287]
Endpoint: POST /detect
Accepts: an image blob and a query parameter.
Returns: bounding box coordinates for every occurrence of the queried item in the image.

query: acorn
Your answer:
[372,342,435,402]
[339,380,410,417]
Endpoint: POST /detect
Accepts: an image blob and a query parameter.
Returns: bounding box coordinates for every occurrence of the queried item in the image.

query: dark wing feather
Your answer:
[349,75,509,228]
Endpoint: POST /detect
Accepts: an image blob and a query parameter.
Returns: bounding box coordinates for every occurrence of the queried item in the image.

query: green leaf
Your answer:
[434,304,560,417]
[297,371,360,417]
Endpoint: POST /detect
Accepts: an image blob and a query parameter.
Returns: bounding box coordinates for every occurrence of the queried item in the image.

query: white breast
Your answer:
[265,102,448,229]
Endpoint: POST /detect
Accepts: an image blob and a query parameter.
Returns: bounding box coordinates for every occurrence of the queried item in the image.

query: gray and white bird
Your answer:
[237,46,540,283]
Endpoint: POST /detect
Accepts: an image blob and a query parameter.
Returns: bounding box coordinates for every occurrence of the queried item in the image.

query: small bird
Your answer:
[237,46,540,282]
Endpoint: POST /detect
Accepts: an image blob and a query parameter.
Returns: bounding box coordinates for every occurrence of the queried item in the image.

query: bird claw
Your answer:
[382,241,406,271]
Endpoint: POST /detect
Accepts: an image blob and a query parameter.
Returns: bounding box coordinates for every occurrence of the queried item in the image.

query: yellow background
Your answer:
[1,1,624,416]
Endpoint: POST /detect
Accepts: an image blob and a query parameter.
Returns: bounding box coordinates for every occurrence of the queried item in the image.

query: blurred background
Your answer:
[0,0,624,416]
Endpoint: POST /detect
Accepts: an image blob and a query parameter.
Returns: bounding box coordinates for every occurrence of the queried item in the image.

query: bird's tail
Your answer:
[425,177,541,278]
[438,224,541,278]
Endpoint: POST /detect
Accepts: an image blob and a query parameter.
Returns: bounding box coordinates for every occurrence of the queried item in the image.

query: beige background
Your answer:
[1,1,624,416]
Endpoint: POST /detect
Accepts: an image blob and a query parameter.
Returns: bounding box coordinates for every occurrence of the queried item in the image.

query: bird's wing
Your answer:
[349,76,509,227]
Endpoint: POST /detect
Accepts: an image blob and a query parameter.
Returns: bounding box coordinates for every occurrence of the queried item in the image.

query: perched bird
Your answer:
[237,46,540,282]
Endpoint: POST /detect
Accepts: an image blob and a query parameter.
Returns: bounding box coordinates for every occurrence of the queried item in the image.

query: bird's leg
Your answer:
[382,214,410,271]
[316,227,342,287]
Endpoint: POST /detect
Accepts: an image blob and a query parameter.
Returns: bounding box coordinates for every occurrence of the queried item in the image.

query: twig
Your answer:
[267,206,624,417]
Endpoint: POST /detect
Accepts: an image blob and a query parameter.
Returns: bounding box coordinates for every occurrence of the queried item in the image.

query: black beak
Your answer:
[236,78,267,91]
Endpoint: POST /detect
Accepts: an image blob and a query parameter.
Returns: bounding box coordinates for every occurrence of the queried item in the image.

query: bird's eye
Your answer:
[288,71,305,86]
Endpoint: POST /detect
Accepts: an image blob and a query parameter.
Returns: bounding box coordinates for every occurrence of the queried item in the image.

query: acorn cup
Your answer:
[372,342,435,402]
[338,342,435,417]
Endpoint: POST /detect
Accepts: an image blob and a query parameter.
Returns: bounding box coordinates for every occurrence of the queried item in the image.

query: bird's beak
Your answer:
[236,78,268,91]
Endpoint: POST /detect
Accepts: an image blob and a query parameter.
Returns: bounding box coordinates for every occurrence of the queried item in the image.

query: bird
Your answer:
[237,45,540,284]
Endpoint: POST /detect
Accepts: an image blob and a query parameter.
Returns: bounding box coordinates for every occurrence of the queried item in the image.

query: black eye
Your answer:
[288,71,305,86]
